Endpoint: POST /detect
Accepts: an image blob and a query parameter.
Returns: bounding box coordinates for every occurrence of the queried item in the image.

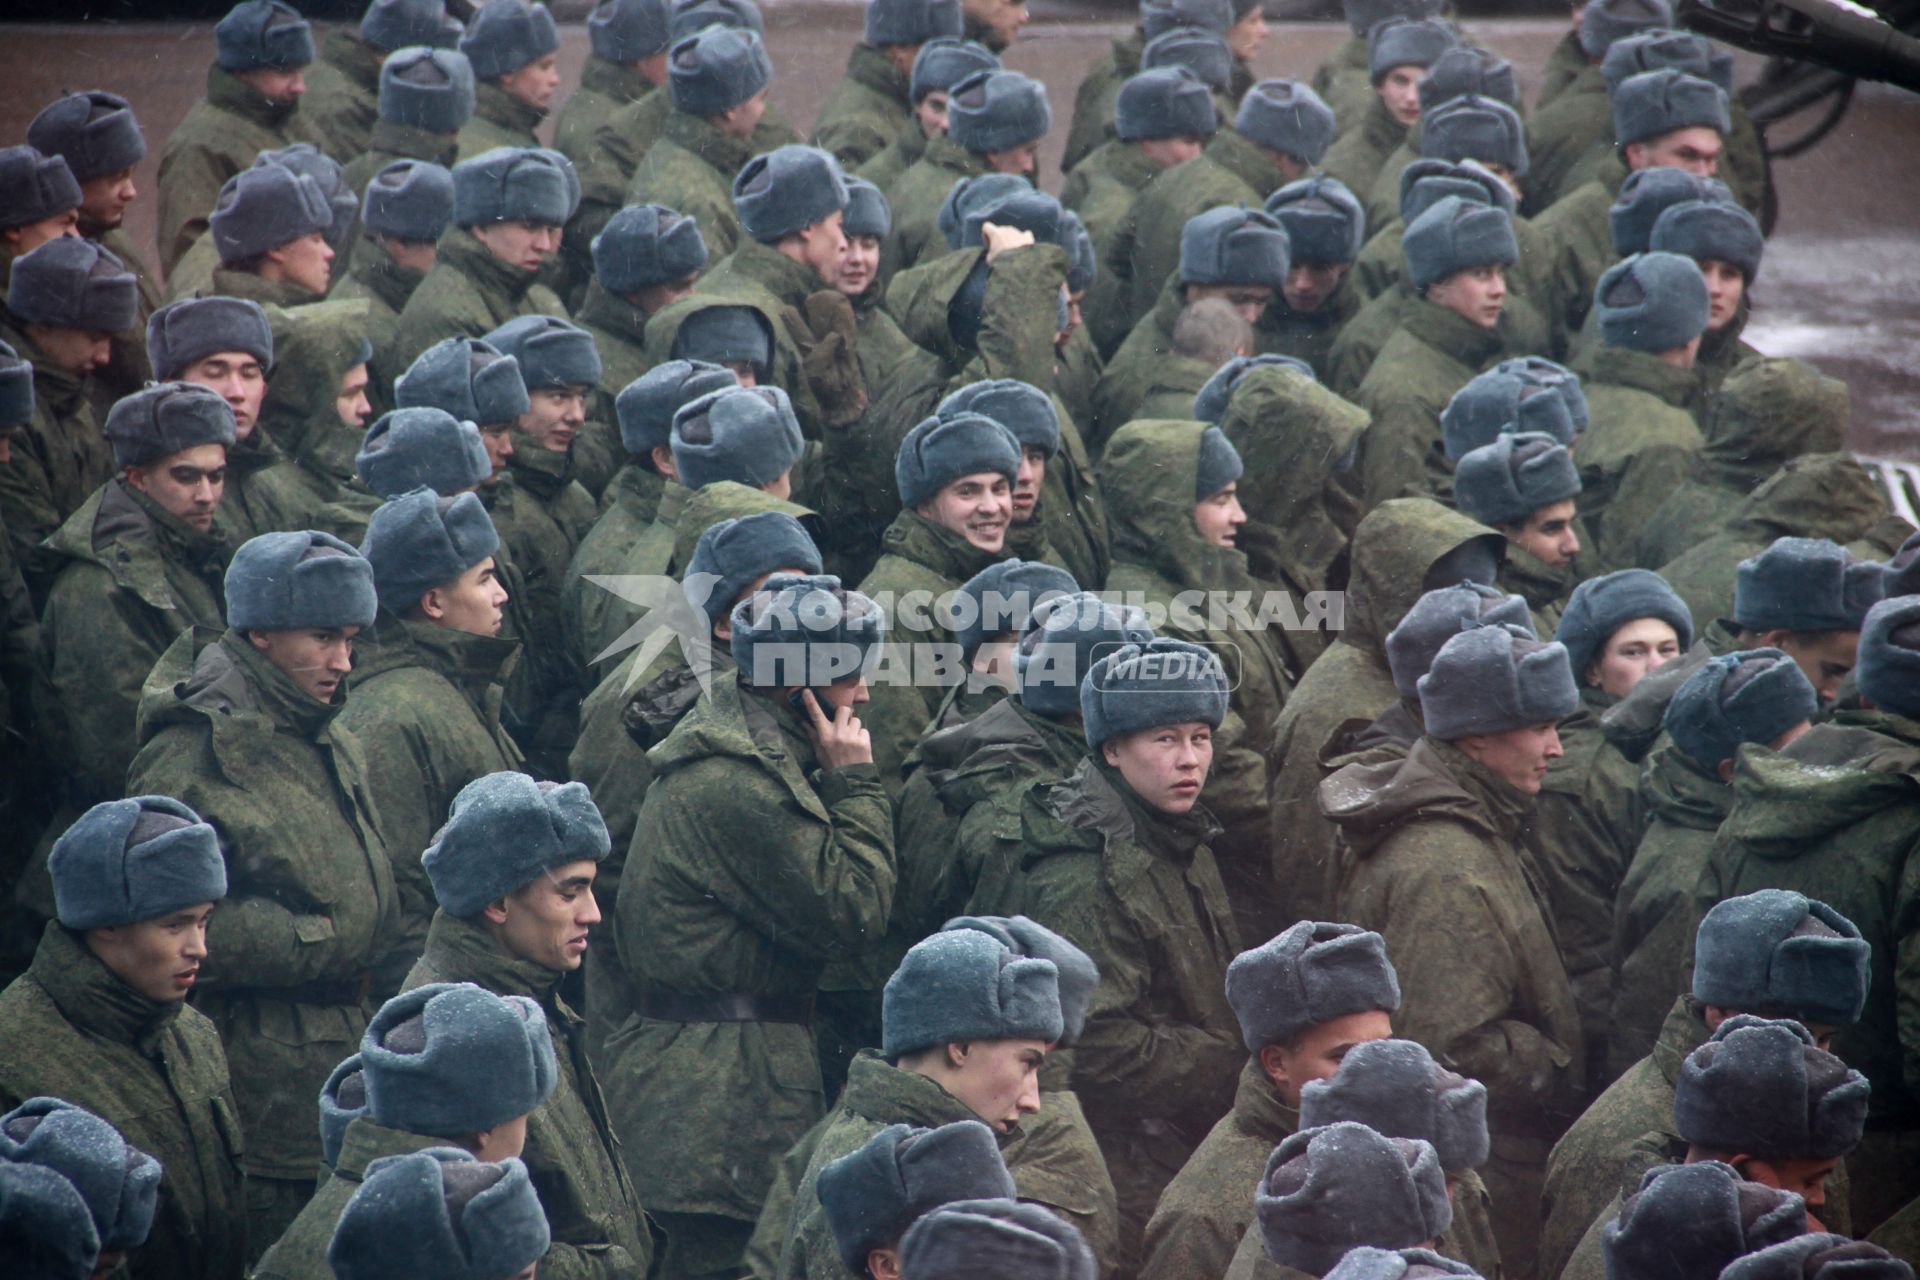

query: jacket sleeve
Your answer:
[156,142,228,277]
[1357,391,1442,510]
[972,244,1072,392]
[42,566,168,804]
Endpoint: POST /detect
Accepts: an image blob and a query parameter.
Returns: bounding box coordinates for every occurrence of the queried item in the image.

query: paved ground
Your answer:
[1,12,1915,454]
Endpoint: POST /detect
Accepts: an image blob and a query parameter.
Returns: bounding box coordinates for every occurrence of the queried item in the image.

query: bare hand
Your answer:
[981,221,1037,263]
[798,689,873,770]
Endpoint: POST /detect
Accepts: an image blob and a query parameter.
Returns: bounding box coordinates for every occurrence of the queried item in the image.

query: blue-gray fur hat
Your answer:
[884,928,1064,1056]
[1343,0,1444,37]
[8,235,138,333]
[1420,45,1519,111]
[1191,353,1316,423]
[1856,593,1920,719]
[1402,194,1516,290]
[685,510,824,626]
[1419,95,1528,176]
[1141,26,1233,94]
[1386,582,1535,699]
[895,411,1021,508]
[319,1054,368,1171]
[453,147,572,227]
[1733,536,1885,634]
[1237,78,1336,166]
[1080,637,1230,748]
[1601,26,1716,91]
[484,315,601,391]
[363,0,464,52]
[594,202,709,293]
[459,0,559,79]
[617,359,735,460]
[27,91,147,185]
[670,0,765,38]
[1651,196,1763,282]
[954,188,1065,250]
[253,144,358,257]
[672,383,806,491]
[0,1099,161,1253]
[1452,432,1581,528]
[1398,157,1514,225]
[1602,1161,1807,1280]
[1720,1234,1916,1280]
[361,982,559,1135]
[946,559,1079,662]
[670,304,774,380]
[1554,568,1693,682]
[1580,0,1676,58]
[226,530,379,632]
[1256,1123,1453,1275]
[1440,368,1577,461]
[1265,176,1365,265]
[147,295,273,380]
[1015,591,1154,721]
[867,0,964,46]
[1665,650,1818,770]
[396,337,531,426]
[1180,205,1291,287]
[328,1150,550,1280]
[1142,0,1233,38]
[1612,67,1730,146]
[379,46,476,135]
[911,37,1000,101]
[818,1122,1015,1273]
[668,24,773,115]
[0,341,32,429]
[102,381,237,471]
[590,0,672,62]
[47,796,227,930]
[1692,889,1870,1026]
[1369,17,1457,82]
[1194,425,1243,499]
[1325,1248,1484,1280]
[362,488,501,610]
[940,914,1100,1045]
[729,572,886,689]
[1115,66,1218,142]
[939,378,1059,459]
[843,177,892,240]
[216,0,315,71]
[0,146,79,232]
[423,772,611,917]
[948,69,1052,154]
[0,1160,99,1280]
[1298,1039,1489,1172]
[1227,921,1401,1052]
[1675,1015,1870,1159]
[1420,622,1578,739]
[733,145,850,242]
[1594,250,1710,352]
[937,172,1026,247]
[1497,355,1588,430]
[1607,166,1730,256]
[899,1200,1095,1280]
[363,159,457,245]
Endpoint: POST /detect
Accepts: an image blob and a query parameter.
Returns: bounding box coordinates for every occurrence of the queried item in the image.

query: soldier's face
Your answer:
[916,90,950,138]
[486,860,602,973]
[29,324,113,377]
[1426,263,1507,329]
[1103,721,1214,814]
[498,53,562,110]
[85,902,214,1003]
[79,168,139,231]
[1379,65,1425,128]
[1699,257,1747,331]
[249,625,360,703]
[472,220,559,273]
[1228,6,1270,59]
[918,471,1012,552]
[1193,483,1246,548]
[379,235,438,276]
[419,557,507,637]
[796,210,850,286]
[1771,628,1861,708]
[335,363,371,430]
[237,66,306,105]
[126,443,228,533]
[4,207,79,258]
[1258,1008,1394,1106]
[1731,1153,1842,1218]
[1629,127,1723,178]
[181,351,268,439]
[938,1038,1047,1132]
[1456,721,1563,794]
[479,423,515,482]
[834,235,881,298]
[983,141,1039,177]
[719,90,770,140]
[1012,446,1046,524]
[518,387,588,453]
[267,230,335,296]
[1505,498,1581,569]
[1586,617,1681,699]
[1283,261,1351,314]
[964,0,1030,50]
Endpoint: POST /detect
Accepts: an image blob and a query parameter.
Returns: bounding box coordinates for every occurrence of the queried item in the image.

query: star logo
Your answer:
[585,572,727,695]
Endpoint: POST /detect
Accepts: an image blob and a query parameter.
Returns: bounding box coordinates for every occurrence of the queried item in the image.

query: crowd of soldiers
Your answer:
[0,0,1915,1276]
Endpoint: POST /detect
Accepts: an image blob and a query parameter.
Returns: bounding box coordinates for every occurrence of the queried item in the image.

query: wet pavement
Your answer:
[0,12,1914,454]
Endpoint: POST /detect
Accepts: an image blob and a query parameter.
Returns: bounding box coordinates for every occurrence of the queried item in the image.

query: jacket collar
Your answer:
[1576,343,1705,412]
[663,108,759,178]
[347,236,424,315]
[205,62,300,130]
[845,42,910,104]
[1399,292,1507,369]
[1204,127,1287,200]
[1650,995,1709,1087]
[580,56,660,108]
[729,236,826,309]
[880,508,1006,587]
[505,435,577,500]
[321,27,383,92]
[923,132,990,179]
[840,1049,1001,1132]
[210,267,323,309]
[439,225,539,304]
[334,1115,451,1183]
[577,279,653,344]
[1231,1057,1300,1145]
[473,78,548,136]
[28,923,183,1058]
[353,614,519,710]
[211,627,345,739]
[365,117,459,168]
[417,909,560,1006]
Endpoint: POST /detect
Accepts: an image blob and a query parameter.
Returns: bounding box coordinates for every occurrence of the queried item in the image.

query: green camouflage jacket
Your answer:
[389,225,569,375]
[856,114,927,192]
[0,325,115,597]
[1062,29,1143,177]
[328,236,425,418]
[1355,294,1510,509]
[457,80,546,160]
[565,475,687,680]
[1122,129,1283,327]
[302,29,382,164]
[250,1113,451,1280]
[1570,343,1706,570]
[341,117,458,195]
[1320,96,1408,223]
[575,281,663,498]
[623,110,759,261]
[880,133,991,282]
[812,44,914,169]
[1062,139,1163,271]
[555,57,658,167]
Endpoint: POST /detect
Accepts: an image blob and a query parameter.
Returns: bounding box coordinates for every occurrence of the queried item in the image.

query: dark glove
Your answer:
[781,290,867,428]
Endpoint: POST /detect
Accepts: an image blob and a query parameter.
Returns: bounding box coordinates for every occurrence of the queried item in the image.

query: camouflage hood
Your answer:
[1319,734,1526,860]
[918,694,1087,817]
[1720,741,1920,860]
[1218,364,1368,587]
[134,625,342,750]
[1343,498,1506,653]
[1721,452,1891,546]
[258,298,374,484]
[1697,358,1850,487]
[1102,418,1253,590]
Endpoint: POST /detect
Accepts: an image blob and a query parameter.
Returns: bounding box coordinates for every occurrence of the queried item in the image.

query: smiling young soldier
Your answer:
[398,772,651,1279]
[858,410,1021,783]
[1326,622,1586,1279]
[1453,431,1585,630]
[1140,921,1402,1280]
[127,529,397,1257]
[250,980,561,1279]
[40,383,235,812]
[0,797,246,1280]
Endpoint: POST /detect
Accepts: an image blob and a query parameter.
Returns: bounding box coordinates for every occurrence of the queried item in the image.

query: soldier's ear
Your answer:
[867,1246,902,1280]
[481,896,512,927]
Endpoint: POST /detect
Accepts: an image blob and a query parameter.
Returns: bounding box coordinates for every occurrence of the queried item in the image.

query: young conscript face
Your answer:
[410,557,508,637]
[899,1037,1049,1132]
[483,859,602,973]
[1502,498,1580,569]
[86,901,216,1002]
[1103,721,1214,813]
[1193,481,1247,548]
[497,52,562,110]
[1456,720,1563,793]
[1257,1009,1395,1106]
[1584,617,1681,698]
[125,442,228,532]
[919,470,1013,552]
[180,351,268,439]
[1426,263,1507,329]
[248,624,361,702]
